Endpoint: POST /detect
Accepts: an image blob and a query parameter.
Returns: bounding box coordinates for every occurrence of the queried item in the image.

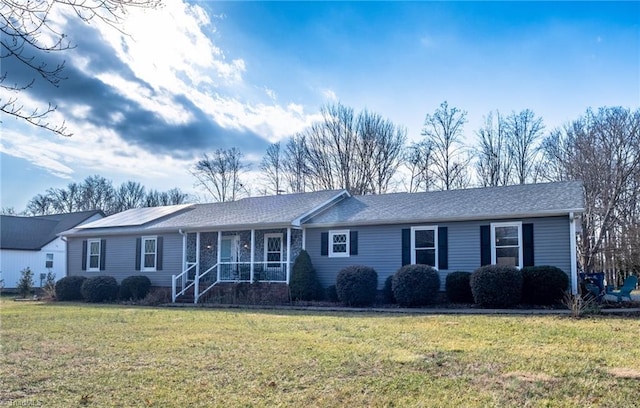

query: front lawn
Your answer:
[1,300,639,407]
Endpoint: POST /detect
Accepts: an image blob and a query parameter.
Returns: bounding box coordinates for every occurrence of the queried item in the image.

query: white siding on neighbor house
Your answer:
[305,216,572,290]
[0,238,67,289]
[67,233,183,287]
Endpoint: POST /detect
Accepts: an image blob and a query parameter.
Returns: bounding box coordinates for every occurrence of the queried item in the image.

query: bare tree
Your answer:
[540,107,640,278]
[47,182,82,213]
[1,0,160,136]
[403,141,434,193]
[301,102,406,195]
[357,110,406,194]
[164,188,190,205]
[282,134,308,193]
[115,181,146,211]
[504,109,545,184]
[80,175,115,213]
[260,142,285,195]
[474,111,512,187]
[0,207,18,215]
[192,148,247,202]
[25,194,54,215]
[421,101,470,190]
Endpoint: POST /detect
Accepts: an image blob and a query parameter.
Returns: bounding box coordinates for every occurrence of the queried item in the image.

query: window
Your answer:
[87,239,101,271]
[264,233,283,268]
[491,222,522,268]
[329,230,350,257]
[411,226,438,268]
[45,253,53,269]
[141,236,157,271]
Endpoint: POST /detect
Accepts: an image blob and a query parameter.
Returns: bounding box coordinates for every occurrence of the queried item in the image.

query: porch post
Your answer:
[569,212,578,295]
[217,231,222,282]
[181,232,187,292]
[195,232,200,303]
[302,228,306,250]
[286,227,292,284]
[250,229,255,282]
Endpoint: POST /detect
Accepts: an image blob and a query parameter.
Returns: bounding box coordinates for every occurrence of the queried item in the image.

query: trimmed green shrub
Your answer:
[445,271,473,303]
[289,250,323,301]
[522,265,569,305]
[383,275,396,304]
[392,264,440,307]
[336,265,378,306]
[119,275,152,301]
[55,276,87,301]
[470,265,522,307]
[81,276,119,303]
[17,267,34,298]
[325,285,338,302]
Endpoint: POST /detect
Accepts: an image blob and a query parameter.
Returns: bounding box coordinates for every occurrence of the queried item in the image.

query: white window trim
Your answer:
[329,230,350,258]
[45,253,54,269]
[264,233,284,268]
[141,236,158,272]
[87,239,101,272]
[491,221,523,268]
[410,226,438,269]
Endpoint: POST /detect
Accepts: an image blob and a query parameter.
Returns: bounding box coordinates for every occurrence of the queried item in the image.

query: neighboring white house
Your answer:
[0,210,104,289]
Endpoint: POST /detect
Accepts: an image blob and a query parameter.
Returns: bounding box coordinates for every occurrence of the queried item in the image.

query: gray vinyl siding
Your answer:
[66,233,182,287]
[305,215,572,290]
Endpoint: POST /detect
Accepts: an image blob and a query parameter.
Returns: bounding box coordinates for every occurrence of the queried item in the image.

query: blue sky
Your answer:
[1,1,638,211]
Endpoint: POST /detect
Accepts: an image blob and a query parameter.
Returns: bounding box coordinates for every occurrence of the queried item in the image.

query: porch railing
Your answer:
[194,263,219,304]
[171,262,198,302]
[218,262,288,283]
[172,261,289,303]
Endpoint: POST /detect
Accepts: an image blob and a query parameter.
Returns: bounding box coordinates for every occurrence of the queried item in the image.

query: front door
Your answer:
[220,236,239,279]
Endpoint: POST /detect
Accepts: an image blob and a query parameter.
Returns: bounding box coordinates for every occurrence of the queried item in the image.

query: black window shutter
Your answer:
[320,232,328,256]
[156,236,163,270]
[99,239,106,271]
[480,225,491,266]
[81,240,87,271]
[438,227,448,270]
[401,228,411,266]
[135,238,141,271]
[523,223,534,267]
[349,231,358,255]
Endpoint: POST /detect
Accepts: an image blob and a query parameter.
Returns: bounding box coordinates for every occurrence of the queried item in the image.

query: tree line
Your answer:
[191,102,640,282]
[5,175,190,216]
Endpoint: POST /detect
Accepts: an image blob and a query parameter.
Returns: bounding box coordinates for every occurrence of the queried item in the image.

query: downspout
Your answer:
[61,236,68,279]
[569,212,578,295]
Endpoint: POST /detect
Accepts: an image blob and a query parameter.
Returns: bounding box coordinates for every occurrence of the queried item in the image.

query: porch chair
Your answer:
[606,275,638,302]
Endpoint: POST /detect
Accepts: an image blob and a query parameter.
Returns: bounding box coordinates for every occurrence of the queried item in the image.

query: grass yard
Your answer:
[1,299,639,407]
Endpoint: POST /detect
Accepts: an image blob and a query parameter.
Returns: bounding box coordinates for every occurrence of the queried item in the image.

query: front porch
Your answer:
[172,228,303,303]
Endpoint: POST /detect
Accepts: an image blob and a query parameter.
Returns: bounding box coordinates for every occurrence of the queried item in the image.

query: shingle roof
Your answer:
[152,189,347,230]
[0,210,104,250]
[305,181,585,226]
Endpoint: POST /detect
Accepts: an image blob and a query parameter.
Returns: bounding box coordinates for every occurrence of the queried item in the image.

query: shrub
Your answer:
[119,275,152,301]
[522,265,569,305]
[81,276,119,303]
[392,264,440,307]
[325,285,338,302]
[470,265,522,307]
[445,271,473,303]
[289,250,323,301]
[17,267,35,298]
[41,271,57,299]
[335,265,378,306]
[383,275,396,304]
[55,276,87,301]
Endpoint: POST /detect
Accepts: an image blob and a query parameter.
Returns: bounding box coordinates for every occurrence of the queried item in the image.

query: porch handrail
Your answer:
[171,262,198,303]
[194,263,219,304]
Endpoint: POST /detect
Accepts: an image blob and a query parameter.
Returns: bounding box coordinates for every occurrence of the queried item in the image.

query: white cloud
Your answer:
[322,88,338,101]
